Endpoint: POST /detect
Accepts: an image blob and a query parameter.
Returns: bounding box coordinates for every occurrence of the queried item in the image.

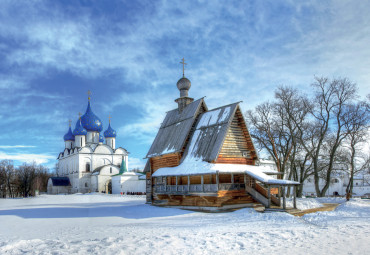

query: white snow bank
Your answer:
[153,159,299,185]
[286,198,323,210]
[1,195,370,255]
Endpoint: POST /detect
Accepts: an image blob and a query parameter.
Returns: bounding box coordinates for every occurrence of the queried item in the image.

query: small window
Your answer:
[86,163,90,172]
[85,183,88,187]
[110,167,112,174]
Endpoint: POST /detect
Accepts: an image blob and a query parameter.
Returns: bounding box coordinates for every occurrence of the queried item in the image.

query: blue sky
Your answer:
[0,0,369,170]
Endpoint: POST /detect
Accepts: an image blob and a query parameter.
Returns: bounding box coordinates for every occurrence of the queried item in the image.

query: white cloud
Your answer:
[0,151,54,165]
[128,157,146,170]
[0,145,36,149]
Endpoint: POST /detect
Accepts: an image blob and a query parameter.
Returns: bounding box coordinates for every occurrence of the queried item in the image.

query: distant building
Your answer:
[302,172,370,197]
[111,162,146,194]
[145,61,299,210]
[47,93,129,194]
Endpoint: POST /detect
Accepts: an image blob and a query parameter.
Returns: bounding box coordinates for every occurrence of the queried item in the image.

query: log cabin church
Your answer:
[145,59,299,210]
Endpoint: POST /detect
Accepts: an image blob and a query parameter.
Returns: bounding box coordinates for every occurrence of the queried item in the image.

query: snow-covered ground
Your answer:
[0,194,369,255]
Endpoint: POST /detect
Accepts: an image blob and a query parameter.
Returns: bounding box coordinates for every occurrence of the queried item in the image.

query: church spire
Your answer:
[175,58,194,112]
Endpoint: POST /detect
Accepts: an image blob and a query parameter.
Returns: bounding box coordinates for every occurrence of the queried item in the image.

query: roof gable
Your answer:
[146,98,207,158]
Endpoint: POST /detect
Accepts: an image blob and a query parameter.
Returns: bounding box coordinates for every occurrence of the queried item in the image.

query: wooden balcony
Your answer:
[154,183,248,195]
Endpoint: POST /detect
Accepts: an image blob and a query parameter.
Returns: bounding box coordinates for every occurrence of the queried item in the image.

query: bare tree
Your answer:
[17,162,37,197]
[0,160,16,198]
[295,77,358,196]
[341,102,370,199]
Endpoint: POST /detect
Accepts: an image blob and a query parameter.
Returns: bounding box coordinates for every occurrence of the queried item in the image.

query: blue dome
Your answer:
[81,101,103,132]
[99,133,104,143]
[73,119,87,136]
[104,123,117,138]
[63,127,75,141]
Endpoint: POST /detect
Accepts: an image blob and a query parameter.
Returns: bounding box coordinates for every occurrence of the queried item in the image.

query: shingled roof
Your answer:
[181,102,240,162]
[146,98,207,158]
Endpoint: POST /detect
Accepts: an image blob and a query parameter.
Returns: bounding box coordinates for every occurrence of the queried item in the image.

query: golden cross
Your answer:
[87,90,92,101]
[108,114,112,124]
[68,119,72,127]
[180,58,187,77]
[78,112,82,119]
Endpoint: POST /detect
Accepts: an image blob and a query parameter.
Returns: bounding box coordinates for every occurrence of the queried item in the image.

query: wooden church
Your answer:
[145,60,299,210]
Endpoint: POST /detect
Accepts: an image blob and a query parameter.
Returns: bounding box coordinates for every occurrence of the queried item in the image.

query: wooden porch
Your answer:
[152,172,299,209]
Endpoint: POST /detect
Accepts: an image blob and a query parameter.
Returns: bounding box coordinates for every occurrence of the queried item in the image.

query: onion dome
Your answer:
[63,126,75,141]
[73,118,87,136]
[99,133,104,143]
[81,100,103,132]
[177,77,191,91]
[104,122,117,138]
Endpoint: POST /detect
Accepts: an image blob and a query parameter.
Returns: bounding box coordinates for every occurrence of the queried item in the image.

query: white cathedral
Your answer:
[47,93,129,194]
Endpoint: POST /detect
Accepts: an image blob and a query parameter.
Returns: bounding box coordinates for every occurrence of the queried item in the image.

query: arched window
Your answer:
[85,182,88,187]
[86,162,90,172]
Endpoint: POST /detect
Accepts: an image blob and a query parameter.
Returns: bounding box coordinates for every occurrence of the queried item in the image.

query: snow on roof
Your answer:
[152,158,299,185]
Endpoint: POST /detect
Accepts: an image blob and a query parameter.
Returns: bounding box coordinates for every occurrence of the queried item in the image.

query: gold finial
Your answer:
[180,58,187,77]
[87,90,92,101]
[68,119,72,127]
[108,114,112,124]
[78,112,82,119]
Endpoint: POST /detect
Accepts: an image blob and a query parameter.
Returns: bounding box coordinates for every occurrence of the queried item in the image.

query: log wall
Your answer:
[151,153,181,172]
[215,108,257,164]
[153,189,255,207]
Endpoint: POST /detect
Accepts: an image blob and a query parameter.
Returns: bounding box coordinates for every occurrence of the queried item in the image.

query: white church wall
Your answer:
[112,173,146,194]
[302,177,347,196]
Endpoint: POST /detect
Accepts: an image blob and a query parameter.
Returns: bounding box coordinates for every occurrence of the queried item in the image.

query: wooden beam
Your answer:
[216,171,219,191]
[282,187,286,209]
[267,185,271,208]
[293,185,297,209]
[176,176,178,192]
[201,175,204,192]
[187,175,190,192]
[164,176,167,192]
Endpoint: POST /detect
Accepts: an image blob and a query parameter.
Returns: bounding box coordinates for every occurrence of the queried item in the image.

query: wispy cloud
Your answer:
[0,151,55,165]
[128,157,146,170]
[1,0,370,163]
[0,145,36,149]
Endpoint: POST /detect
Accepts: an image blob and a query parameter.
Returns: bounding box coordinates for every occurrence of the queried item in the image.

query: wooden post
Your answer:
[187,175,190,192]
[164,176,167,192]
[244,173,247,187]
[175,176,178,192]
[293,185,297,209]
[282,186,286,210]
[278,186,281,207]
[201,175,204,192]
[231,173,234,184]
[216,171,219,191]
[267,185,271,208]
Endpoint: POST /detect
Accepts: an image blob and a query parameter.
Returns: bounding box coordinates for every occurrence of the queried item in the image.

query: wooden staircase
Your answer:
[245,183,281,208]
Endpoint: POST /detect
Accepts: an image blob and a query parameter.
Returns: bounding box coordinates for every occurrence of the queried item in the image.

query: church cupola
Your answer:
[175,58,194,113]
[63,120,75,149]
[73,114,87,148]
[104,115,116,149]
[81,91,103,144]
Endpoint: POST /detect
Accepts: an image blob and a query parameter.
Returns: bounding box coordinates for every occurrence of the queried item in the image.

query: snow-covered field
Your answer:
[0,194,369,255]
